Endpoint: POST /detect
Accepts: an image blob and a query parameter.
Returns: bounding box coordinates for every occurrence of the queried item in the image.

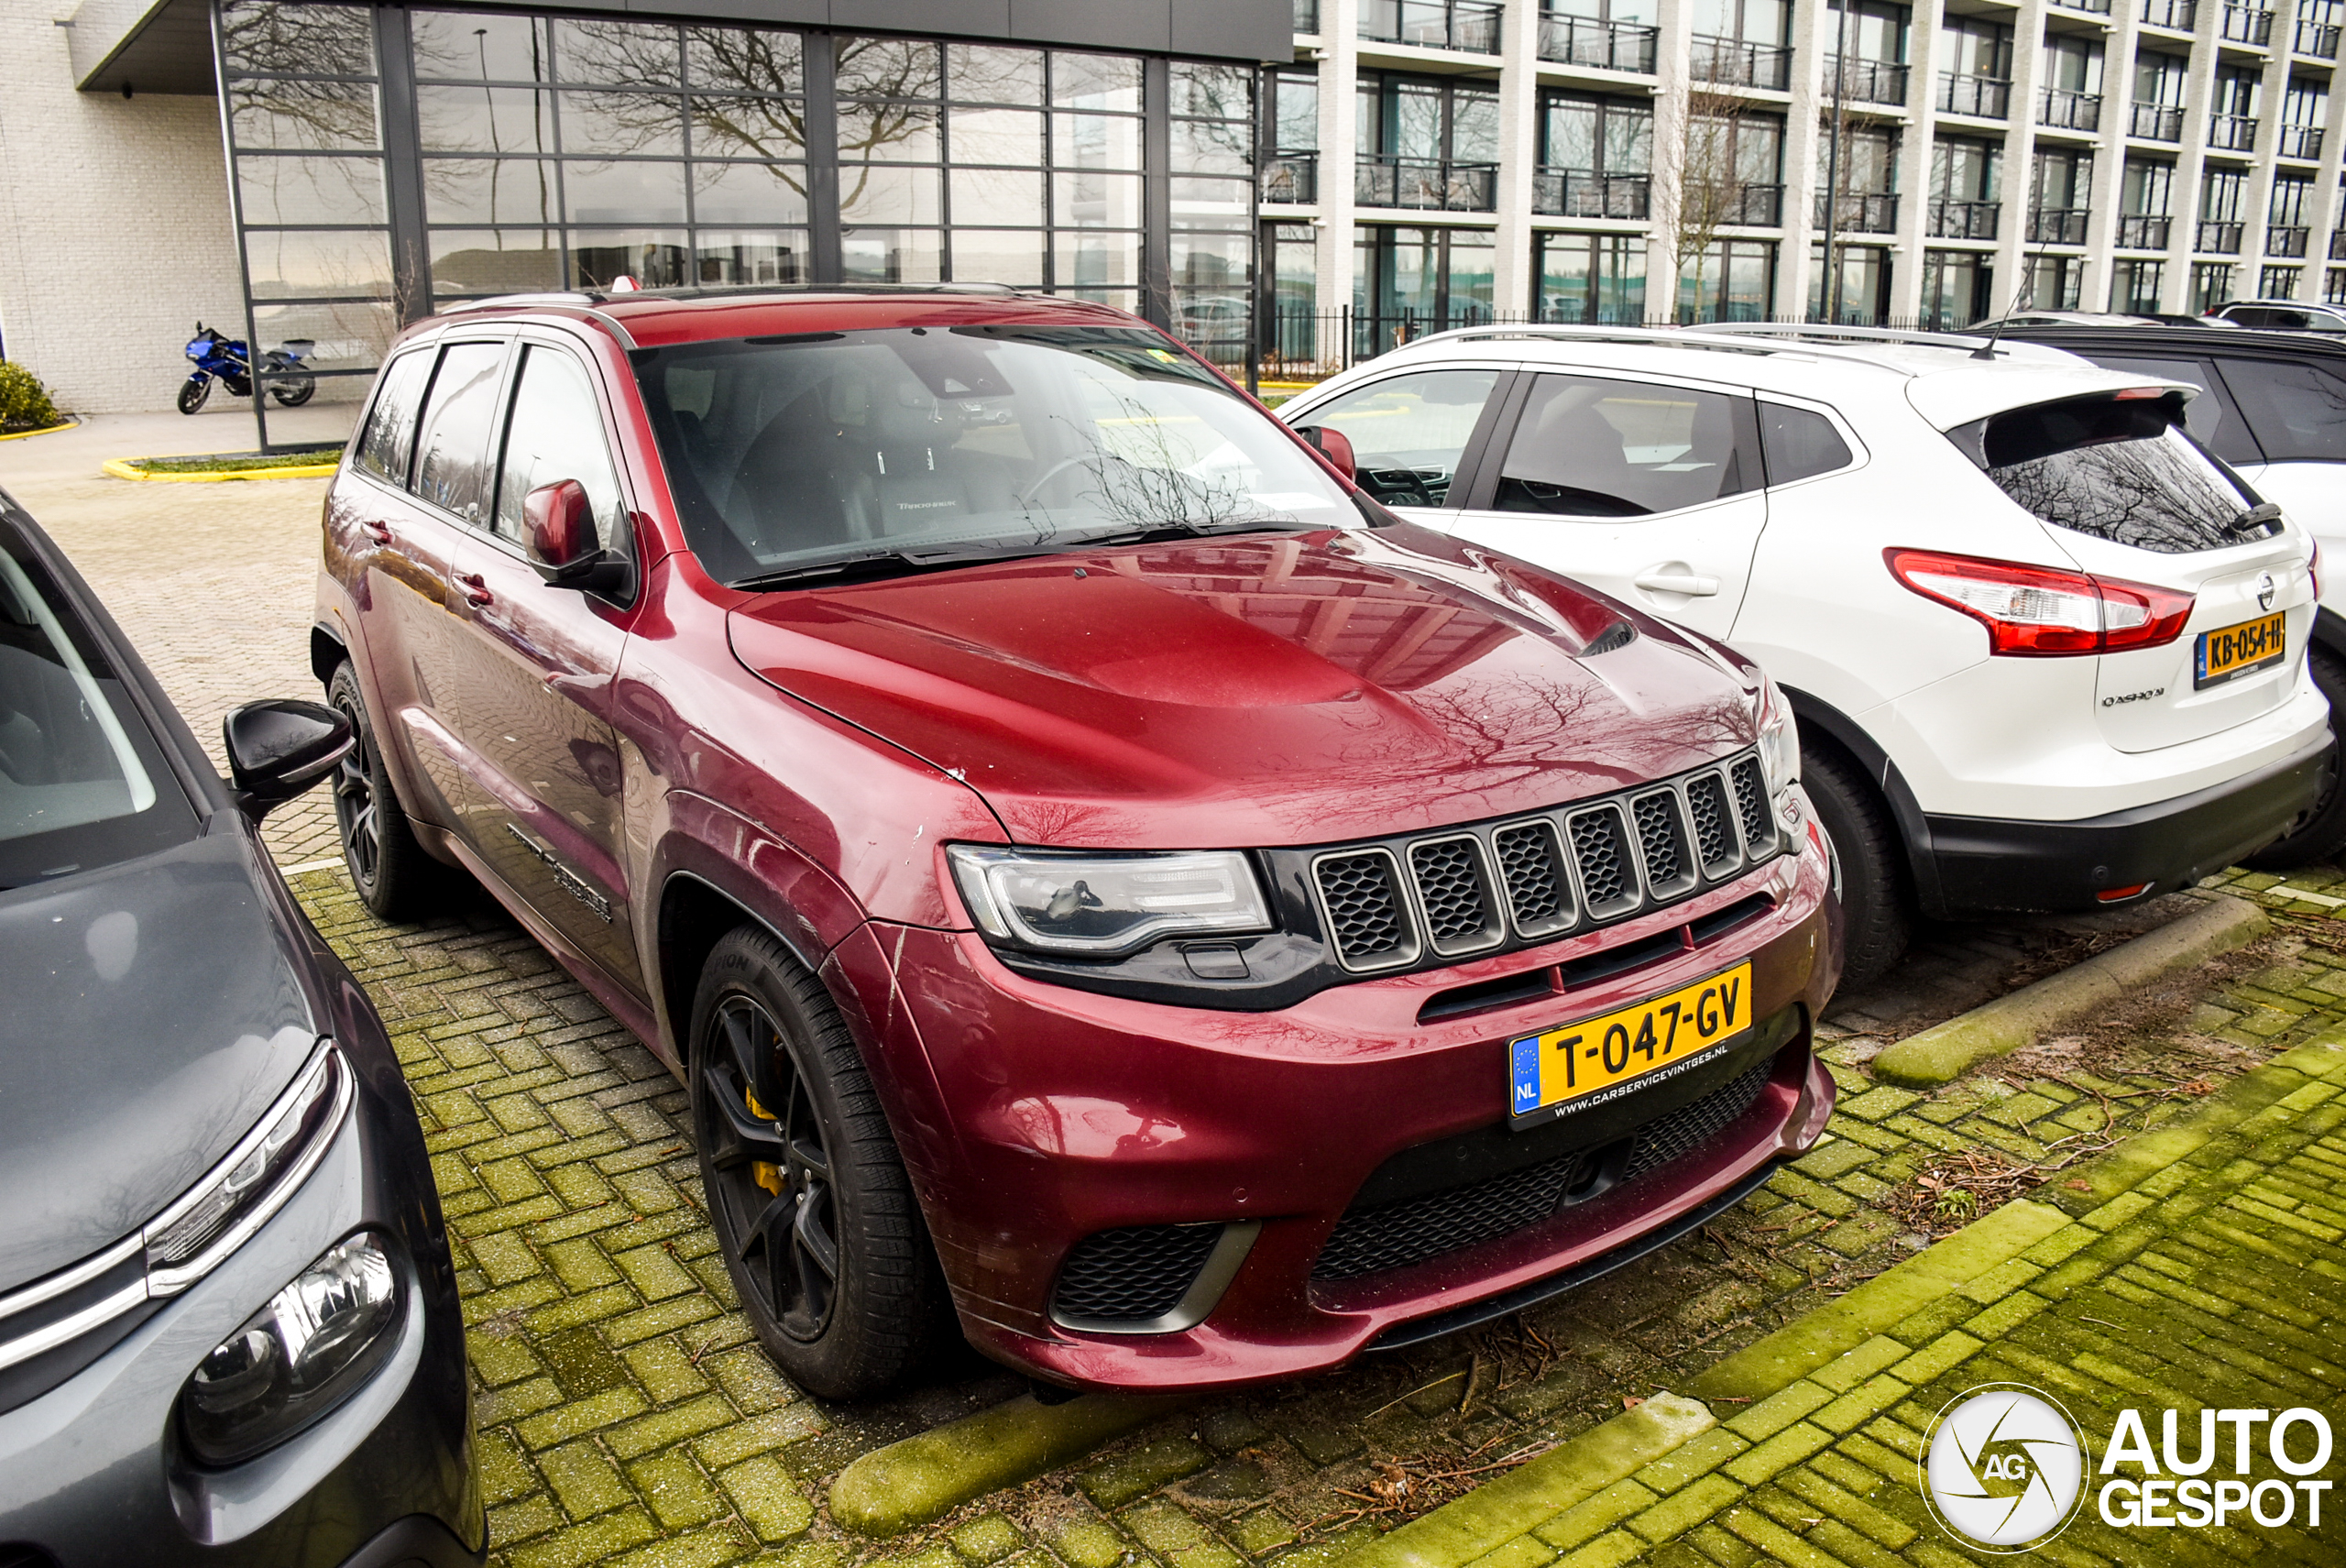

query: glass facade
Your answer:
[1535,232,1647,322]
[212,0,1260,443]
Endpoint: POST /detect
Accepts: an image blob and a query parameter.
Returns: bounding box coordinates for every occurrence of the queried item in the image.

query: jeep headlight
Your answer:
[947,846,1273,955]
[1752,672,1801,825]
[177,1233,402,1466]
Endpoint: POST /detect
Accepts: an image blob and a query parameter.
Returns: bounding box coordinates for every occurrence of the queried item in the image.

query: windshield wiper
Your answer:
[1076,518,1310,547]
[729,543,1057,590]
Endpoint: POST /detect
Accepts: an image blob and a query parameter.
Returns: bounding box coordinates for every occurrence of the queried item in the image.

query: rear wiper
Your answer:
[2229,500,2284,535]
[729,543,1054,590]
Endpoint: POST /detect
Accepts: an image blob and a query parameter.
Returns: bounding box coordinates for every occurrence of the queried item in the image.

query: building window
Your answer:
[2028,147,2091,244]
[2038,36,2103,131]
[2131,49,2187,139]
[1682,112,1785,228]
[1921,249,1993,328]
[1693,0,1793,87]
[2110,257,2165,313]
[1264,222,1333,376]
[1356,73,1500,212]
[2198,166,2248,253]
[1927,136,2000,238]
[2192,260,2237,312]
[1809,243,1891,323]
[1264,66,1318,204]
[2263,265,2304,299]
[1535,231,1647,322]
[1824,0,1910,105]
[1169,61,1257,368]
[1936,18,2014,117]
[1537,92,1653,218]
[2326,268,2346,305]
[1815,123,1898,233]
[2118,159,2173,248]
[2027,254,2084,310]
[1354,225,1497,353]
[1677,237,1776,322]
[2209,64,2261,150]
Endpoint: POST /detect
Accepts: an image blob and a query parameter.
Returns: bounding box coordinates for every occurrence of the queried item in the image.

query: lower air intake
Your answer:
[1051,1224,1221,1322]
[1311,1149,1589,1281]
[1623,1061,1773,1179]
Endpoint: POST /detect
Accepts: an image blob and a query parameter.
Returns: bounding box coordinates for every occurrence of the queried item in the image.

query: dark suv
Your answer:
[313,286,1840,1398]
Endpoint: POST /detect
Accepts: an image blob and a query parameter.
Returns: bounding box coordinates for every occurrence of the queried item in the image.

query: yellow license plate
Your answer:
[1508,963,1753,1125]
[2195,610,2287,688]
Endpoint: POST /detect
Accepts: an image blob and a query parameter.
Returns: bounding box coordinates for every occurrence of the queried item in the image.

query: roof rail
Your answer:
[1684,321,2083,365]
[1392,320,1973,376]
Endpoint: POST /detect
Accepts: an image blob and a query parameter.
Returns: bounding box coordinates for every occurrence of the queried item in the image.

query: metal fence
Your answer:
[2038,88,2103,131]
[2132,102,2186,140]
[1533,169,1652,219]
[1938,72,2013,118]
[1359,0,1502,52]
[2118,214,2172,248]
[1928,199,2001,239]
[1538,13,1660,71]
[1691,35,1792,89]
[1261,153,1319,204]
[1356,155,1499,212]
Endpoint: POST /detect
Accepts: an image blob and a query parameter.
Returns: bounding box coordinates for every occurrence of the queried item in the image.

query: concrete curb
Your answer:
[0,420,76,443]
[828,1393,1190,1537]
[1870,893,2269,1088]
[102,455,338,482]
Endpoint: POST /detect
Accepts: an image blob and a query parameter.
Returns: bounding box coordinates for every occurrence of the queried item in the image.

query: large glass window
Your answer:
[1171,61,1256,373]
[1494,373,1758,517]
[412,341,510,520]
[1354,225,1496,352]
[1538,93,1652,218]
[1920,249,1992,329]
[1677,239,1776,322]
[1357,73,1500,211]
[493,346,629,551]
[1288,368,1498,508]
[1536,232,1647,323]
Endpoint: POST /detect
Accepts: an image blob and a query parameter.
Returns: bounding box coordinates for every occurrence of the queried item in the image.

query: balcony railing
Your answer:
[2132,102,2187,138]
[2297,16,2342,52]
[2281,123,2327,158]
[1296,0,1321,31]
[1826,57,1910,104]
[2270,224,2312,256]
[1261,152,1318,203]
[2030,207,2091,244]
[2118,214,2174,247]
[2198,220,2246,252]
[2143,0,2198,26]
[2039,87,2104,130]
[1359,0,1503,53]
[1533,167,1653,218]
[1692,34,1793,89]
[1721,182,1784,225]
[2209,112,2262,149]
[2220,3,2277,41]
[1355,154,1499,210]
[2051,0,2114,12]
[1815,192,1900,232]
[1539,13,1661,71]
[1928,198,2001,238]
[1938,72,2013,118]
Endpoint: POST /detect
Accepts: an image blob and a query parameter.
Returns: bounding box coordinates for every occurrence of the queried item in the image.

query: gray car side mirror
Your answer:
[224,699,353,821]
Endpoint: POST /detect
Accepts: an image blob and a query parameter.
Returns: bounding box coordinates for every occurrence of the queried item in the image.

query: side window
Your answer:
[2087,356,2255,462]
[355,350,433,488]
[411,341,510,521]
[2214,357,2346,463]
[494,345,629,554]
[1758,403,1853,485]
[1289,369,1499,508]
[1494,373,1757,517]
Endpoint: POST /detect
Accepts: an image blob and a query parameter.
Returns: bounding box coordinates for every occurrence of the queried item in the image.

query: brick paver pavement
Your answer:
[8,420,2339,1567]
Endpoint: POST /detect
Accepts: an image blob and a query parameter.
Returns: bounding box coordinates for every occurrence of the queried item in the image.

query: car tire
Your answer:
[688,926,947,1401]
[1802,738,1911,990]
[327,662,447,922]
[2244,645,2346,870]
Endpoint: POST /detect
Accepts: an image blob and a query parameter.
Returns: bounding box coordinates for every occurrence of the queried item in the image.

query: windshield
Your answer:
[633,324,1359,586]
[1,518,197,890]
[1950,393,2271,554]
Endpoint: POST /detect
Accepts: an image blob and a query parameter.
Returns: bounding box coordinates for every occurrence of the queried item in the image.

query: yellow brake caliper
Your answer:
[745,1088,784,1197]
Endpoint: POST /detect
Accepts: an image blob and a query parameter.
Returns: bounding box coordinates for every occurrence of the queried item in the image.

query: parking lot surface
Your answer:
[7,422,2338,1567]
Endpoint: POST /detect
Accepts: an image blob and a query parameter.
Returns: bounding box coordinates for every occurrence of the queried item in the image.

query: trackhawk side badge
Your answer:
[505,823,614,923]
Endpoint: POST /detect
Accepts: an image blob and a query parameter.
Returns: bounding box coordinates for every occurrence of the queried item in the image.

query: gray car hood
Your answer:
[0,830,318,1294]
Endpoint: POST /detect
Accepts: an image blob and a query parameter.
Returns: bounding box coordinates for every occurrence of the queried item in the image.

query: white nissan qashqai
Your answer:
[1276,323,2327,985]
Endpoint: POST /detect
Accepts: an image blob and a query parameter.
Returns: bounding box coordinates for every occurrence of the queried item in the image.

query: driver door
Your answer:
[1285,366,1513,521]
[1442,370,1770,640]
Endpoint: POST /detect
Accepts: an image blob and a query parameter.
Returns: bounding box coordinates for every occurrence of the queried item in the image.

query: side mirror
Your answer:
[1298,425,1356,483]
[224,699,352,821]
[523,479,633,596]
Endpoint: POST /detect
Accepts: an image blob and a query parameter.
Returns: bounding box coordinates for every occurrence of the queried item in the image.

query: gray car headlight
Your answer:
[178,1232,402,1467]
[947,846,1273,955]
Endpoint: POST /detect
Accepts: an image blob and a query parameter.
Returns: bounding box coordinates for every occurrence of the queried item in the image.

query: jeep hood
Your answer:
[726,525,1758,847]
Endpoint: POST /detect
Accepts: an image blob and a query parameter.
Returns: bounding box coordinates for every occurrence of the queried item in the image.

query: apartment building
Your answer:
[1261,0,2346,357]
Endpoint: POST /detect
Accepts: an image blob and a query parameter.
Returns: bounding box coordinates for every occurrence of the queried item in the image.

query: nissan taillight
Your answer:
[1885,548,2195,656]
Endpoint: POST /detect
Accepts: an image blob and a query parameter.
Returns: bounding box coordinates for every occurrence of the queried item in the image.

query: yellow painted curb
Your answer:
[0,420,76,442]
[104,455,339,483]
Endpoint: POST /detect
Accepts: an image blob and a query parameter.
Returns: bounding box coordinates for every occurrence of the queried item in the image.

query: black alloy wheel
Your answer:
[1802,739,1912,992]
[687,927,945,1399]
[326,663,445,921]
[2245,645,2346,869]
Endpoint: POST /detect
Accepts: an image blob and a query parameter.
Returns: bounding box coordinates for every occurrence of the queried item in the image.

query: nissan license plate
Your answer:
[1507,962,1753,1127]
[2195,611,2286,689]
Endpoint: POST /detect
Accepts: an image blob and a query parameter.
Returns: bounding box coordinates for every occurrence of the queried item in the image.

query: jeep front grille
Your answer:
[1309,751,1779,975]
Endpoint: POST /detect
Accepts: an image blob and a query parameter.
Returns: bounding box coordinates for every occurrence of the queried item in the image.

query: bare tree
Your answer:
[1671,82,1758,323]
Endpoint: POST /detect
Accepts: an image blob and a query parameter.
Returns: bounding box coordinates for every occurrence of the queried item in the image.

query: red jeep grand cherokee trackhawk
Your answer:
[313,287,1841,1398]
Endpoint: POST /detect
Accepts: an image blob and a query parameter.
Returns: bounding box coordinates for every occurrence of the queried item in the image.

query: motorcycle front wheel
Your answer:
[176,377,211,415]
[269,377,317,407]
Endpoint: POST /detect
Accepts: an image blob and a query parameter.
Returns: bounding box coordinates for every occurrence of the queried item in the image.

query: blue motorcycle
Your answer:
[179,323,316,414]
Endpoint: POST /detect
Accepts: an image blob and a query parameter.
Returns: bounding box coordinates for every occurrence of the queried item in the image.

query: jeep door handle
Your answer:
[360,521,392,543]
[1632,568,1722,596]
[458,573,493,607]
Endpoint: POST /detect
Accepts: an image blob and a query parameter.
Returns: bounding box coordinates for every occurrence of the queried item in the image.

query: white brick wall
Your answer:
[0,0,244,415]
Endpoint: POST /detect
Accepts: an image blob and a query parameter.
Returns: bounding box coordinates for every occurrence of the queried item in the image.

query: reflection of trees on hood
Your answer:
[1991,436,2235,553]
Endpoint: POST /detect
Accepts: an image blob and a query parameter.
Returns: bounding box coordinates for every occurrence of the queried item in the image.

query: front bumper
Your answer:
[1921,728,2330,916]
[0,983,480,1565]
[850,828,1837,1393]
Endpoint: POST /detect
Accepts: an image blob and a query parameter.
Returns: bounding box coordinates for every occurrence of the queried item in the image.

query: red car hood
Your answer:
[726,525,1757,848]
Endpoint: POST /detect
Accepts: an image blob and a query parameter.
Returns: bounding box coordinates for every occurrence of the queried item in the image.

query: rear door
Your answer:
[1957,390,2315,753]
[444,335,644,991]
[1437,369,1769,639]
[1282,366,1513,523]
